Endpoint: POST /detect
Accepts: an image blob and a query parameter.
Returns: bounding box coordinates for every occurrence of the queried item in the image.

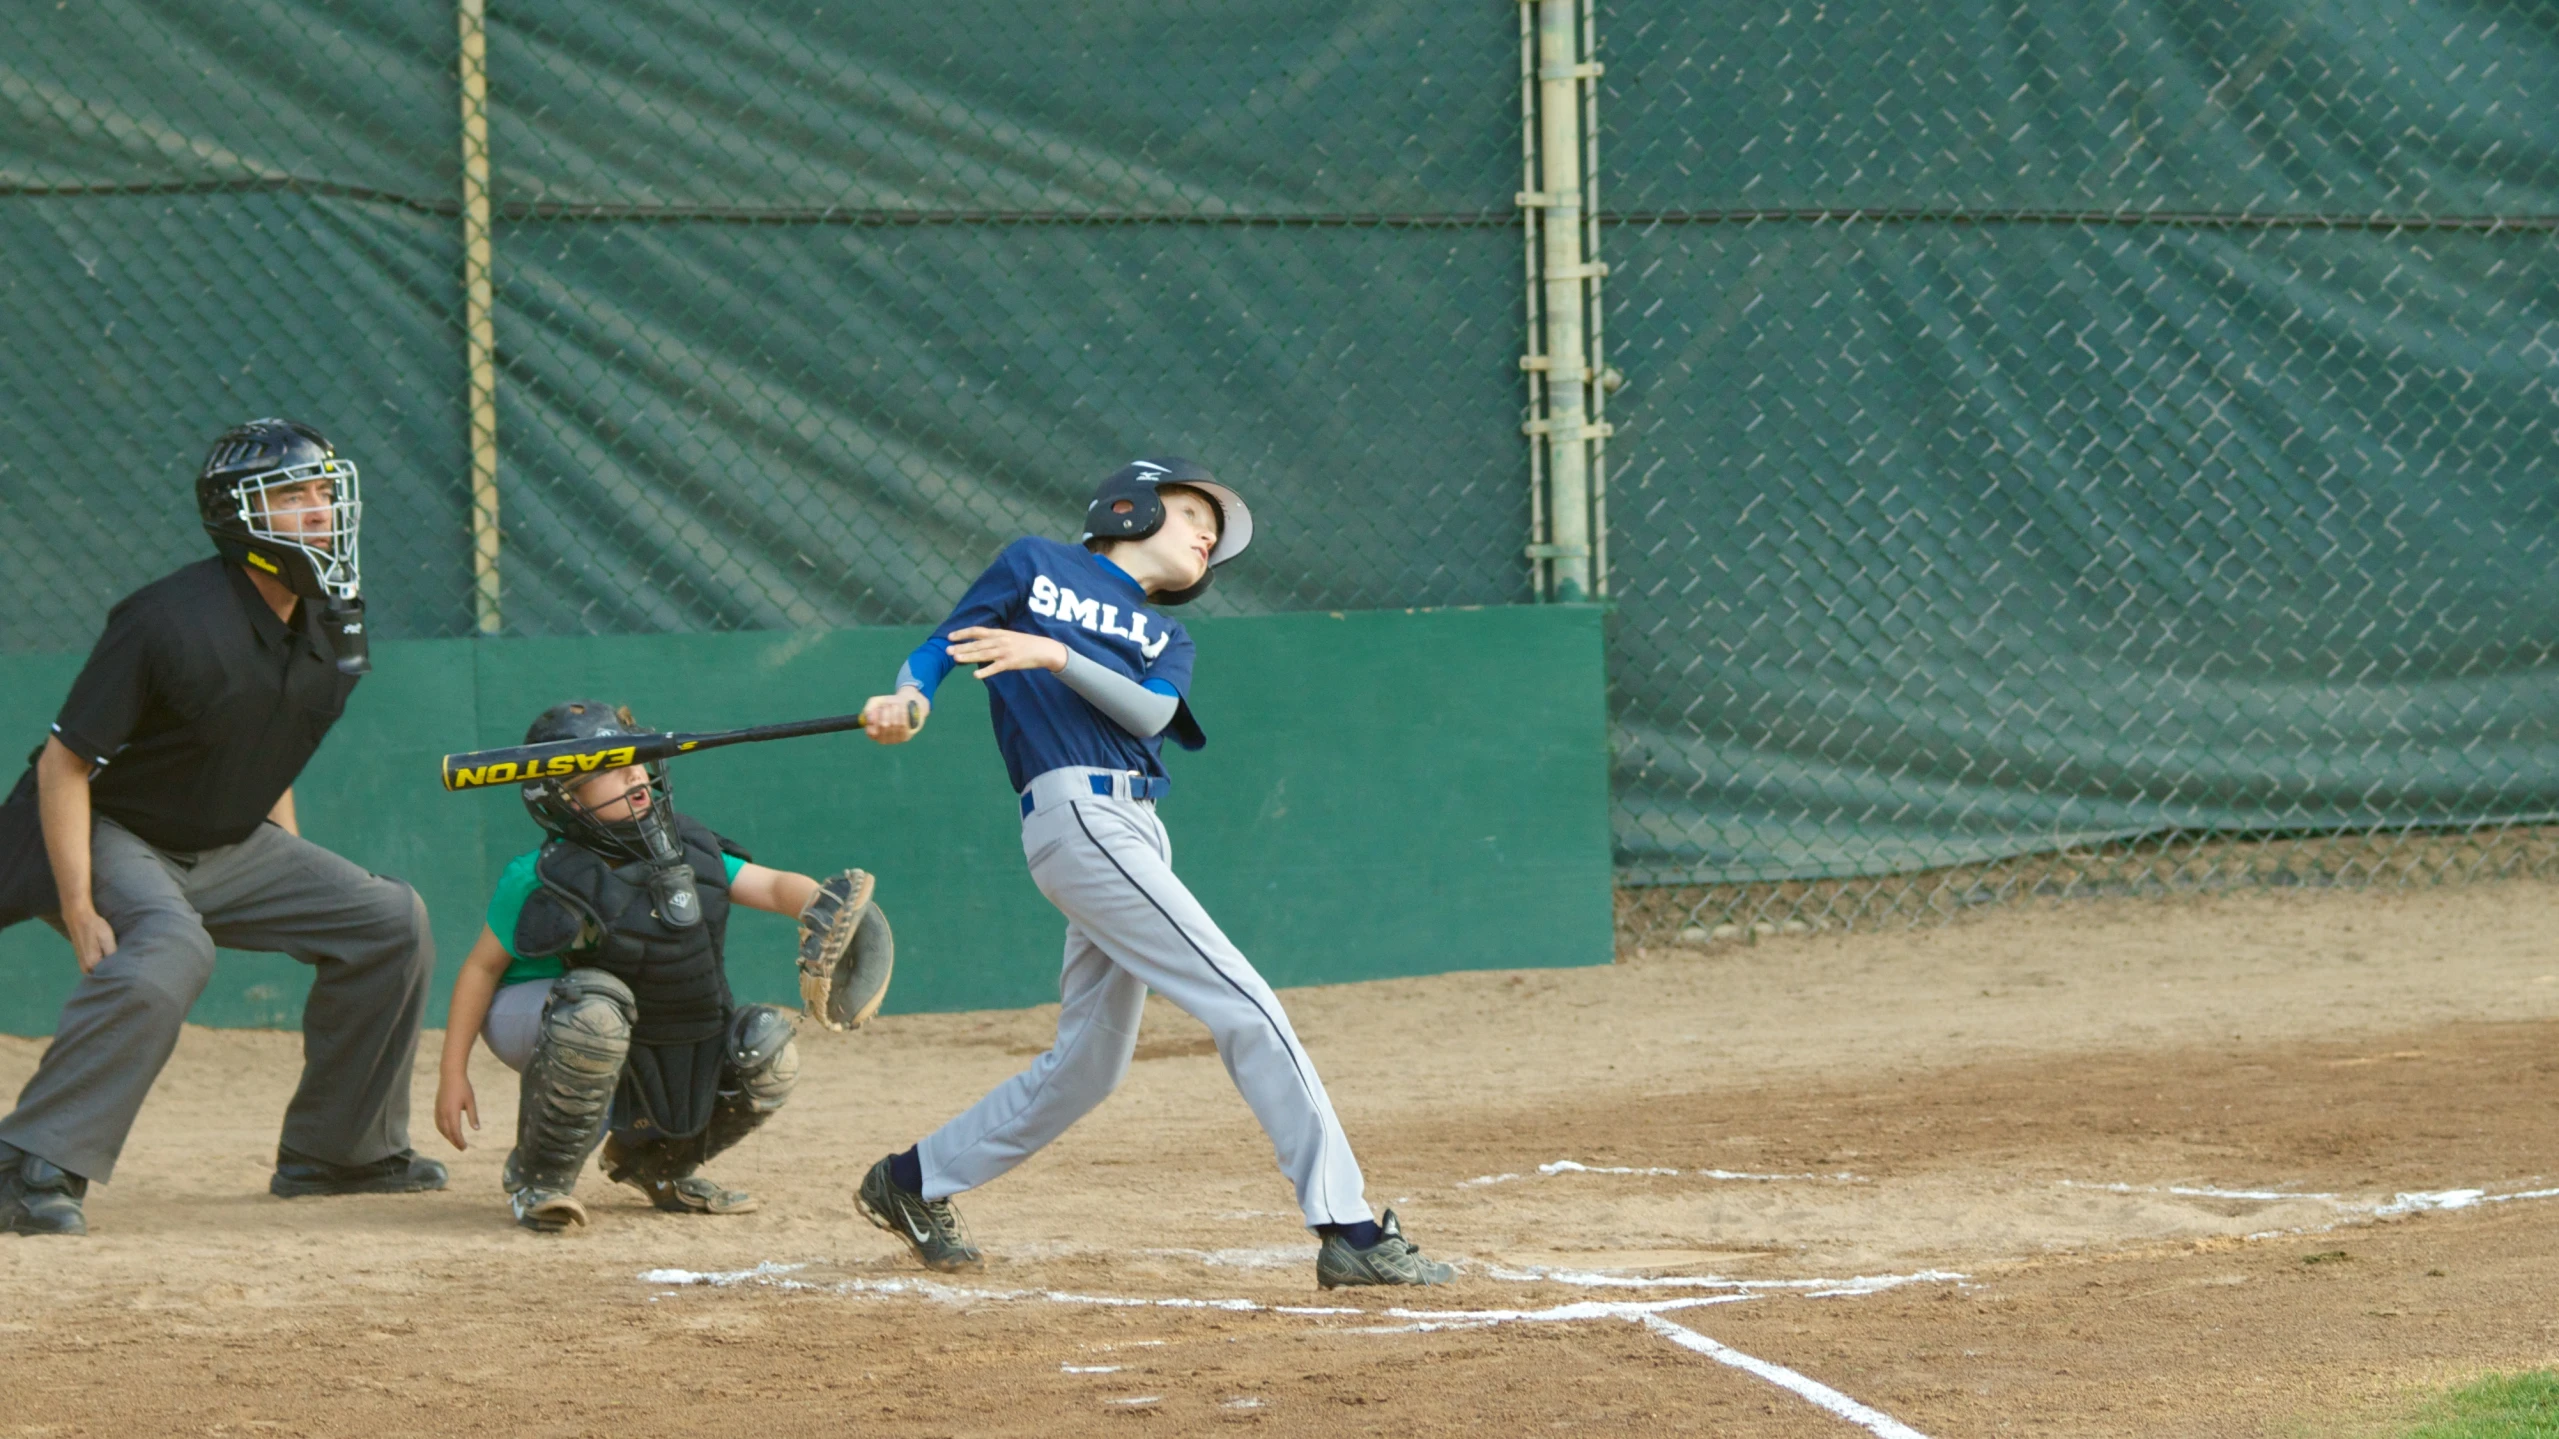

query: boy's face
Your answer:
[1135,486,1220,588]
[571,764,652,823]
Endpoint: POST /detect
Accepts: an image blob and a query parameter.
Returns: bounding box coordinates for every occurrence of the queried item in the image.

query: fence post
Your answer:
[1577,0,1609,599]
[1517,1,1550,600]
[1519,0,1608,602]
[457,0,502,634]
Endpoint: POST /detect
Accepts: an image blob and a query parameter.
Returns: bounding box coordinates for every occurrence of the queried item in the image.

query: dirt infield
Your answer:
[5,882,2558,1436]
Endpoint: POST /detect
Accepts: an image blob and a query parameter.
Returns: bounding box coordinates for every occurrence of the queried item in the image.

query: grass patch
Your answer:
[2395,1373,2559,1438]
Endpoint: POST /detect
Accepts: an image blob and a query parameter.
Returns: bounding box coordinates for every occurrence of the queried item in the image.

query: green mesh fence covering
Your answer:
[1596,0,2559,927]
[478,4,1530,630]
[2,1,475,641]
[4,1,2555,935]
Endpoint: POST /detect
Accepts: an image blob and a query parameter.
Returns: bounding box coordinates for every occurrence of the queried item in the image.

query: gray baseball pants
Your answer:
[0,817,432,1182]
[480,978,553,1072]
[916,770,1370,1227]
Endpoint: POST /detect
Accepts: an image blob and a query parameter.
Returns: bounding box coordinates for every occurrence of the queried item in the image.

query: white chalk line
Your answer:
[2048,1178,2559,1245]
[1480,1165,2559,1223]
[646,1181,2557,1437]
[1113,1241,1972,1301]
[2060,1180,2343,1202]
[1341,1291,1754,1333]
[638,1261,1366,1315]
[1462,1158,1864,1188]
[641,1260,1942,1436]
[2058,1178,2559,1230]
[1644,1314,1932,1439]
[1481,1264,1968,1298]
[1363,1295,1939,1437]
[641,1257,1966,1301]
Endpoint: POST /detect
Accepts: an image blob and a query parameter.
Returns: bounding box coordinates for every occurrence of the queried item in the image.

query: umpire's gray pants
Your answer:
[0,817,432,1182]
[917,778,1370,1227]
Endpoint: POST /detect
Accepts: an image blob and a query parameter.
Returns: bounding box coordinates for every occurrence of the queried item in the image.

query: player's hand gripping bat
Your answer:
[439,702,921,792]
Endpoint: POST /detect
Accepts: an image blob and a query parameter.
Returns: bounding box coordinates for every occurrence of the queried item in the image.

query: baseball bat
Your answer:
[438,702,921,793]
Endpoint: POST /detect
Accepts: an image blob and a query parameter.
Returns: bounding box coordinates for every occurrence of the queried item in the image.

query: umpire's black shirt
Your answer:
[35,557,358,853]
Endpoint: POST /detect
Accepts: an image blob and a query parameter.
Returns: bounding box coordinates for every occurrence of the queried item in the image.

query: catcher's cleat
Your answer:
[857,1155,982,1272]
[510,1186,590,1233]
[600,1132,763,1215]
[626,1172,761,1215]
[1316,1210,1454,1289]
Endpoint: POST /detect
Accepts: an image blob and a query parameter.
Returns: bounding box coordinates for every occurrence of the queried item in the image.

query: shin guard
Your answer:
[702,1003,799,1163]
[503,969,635,1197]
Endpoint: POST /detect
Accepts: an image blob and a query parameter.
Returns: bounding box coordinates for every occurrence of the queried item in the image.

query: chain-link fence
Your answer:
[478,6,1532,633]
[6,2,2556,936]
[3,2,1533,648]
[1598,0,2559,940]
[3,4,477,644]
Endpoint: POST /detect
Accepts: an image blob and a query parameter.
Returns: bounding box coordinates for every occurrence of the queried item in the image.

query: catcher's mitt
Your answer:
[797,869,893,1031]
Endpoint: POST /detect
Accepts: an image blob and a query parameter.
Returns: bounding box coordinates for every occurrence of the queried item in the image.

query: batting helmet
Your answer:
[1077,456,1253,606]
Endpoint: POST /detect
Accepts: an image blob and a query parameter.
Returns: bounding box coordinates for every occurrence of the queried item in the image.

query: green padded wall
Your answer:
[0,604,1610,1035]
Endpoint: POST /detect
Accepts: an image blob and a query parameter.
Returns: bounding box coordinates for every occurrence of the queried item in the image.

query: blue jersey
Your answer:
[901,537,1205,793]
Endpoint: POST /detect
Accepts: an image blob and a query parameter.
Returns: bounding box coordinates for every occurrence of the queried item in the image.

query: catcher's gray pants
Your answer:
[917,772,1370,1227]
[0,817,432,1182]
[481,979,553,1071]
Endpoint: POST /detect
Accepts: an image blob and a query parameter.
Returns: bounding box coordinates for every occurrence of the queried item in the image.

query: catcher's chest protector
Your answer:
[516,813,741,1137]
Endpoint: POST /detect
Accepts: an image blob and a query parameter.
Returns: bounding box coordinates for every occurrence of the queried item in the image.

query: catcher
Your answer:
[432,700,892,1231]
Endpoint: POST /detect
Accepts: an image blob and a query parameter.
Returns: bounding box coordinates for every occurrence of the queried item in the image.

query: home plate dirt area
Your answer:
[4,883,2558,1436]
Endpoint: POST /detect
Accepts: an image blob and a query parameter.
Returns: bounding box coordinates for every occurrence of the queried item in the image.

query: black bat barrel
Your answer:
[440,734,678,792]
[438,710,882,792]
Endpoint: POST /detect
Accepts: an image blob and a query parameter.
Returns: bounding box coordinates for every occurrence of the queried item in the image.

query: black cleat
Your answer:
[0,1144,87,1236]
[1317,1210,1455,1288]
[626,1174,760,1215]
[269,1146,449,1198]
[857,1155,981,1271]
[600,1132,760,1215]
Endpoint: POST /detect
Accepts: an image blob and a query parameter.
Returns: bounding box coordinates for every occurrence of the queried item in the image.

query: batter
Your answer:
[853,458,1453,1288]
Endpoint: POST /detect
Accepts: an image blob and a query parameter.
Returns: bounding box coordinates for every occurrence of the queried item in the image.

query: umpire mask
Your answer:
[197,418,369,674]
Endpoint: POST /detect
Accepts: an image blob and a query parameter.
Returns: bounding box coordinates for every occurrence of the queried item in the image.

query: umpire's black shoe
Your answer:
[269,1146,449,1198]
[0,1142,89,1236]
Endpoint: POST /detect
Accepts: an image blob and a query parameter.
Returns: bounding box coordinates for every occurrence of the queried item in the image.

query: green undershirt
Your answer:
[486,847,747,988]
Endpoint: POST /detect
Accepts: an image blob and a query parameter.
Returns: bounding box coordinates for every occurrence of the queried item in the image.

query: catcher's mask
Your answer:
[197,417,369,674]
[1077,456,1252,606]
[519,700,701,928]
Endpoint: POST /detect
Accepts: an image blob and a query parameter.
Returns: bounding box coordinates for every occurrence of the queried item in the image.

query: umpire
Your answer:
[0,418,444,1236]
